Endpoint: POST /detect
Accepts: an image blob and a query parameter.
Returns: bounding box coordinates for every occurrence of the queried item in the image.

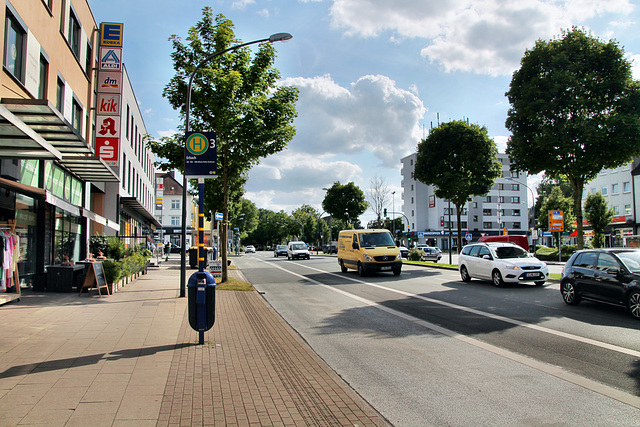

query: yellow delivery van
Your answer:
[337,229,402,276]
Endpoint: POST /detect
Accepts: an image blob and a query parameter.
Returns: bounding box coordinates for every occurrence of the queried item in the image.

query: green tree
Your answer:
[322,182,368,228]
[584,192,614,248]
[534,176,575,228]
[414,120,502,251]
[506,27,640,250]
[149,8,298,281]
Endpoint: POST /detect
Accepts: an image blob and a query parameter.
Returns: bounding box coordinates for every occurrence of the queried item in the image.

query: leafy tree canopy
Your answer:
[506,27,640,248]
[322,182,368,227]
[584,192,614,248]
[414,120,502,250]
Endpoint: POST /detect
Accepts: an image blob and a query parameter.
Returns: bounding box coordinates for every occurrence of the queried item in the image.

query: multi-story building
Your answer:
[0,0,157,299]
[154,171,194,249]
[581,160,637,246]
[400,152,529,250]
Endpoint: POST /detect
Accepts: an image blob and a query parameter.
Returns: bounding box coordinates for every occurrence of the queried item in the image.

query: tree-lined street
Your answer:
[234,252,640,426]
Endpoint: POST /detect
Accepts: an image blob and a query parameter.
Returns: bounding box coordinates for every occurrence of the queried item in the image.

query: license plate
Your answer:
[380,266,391,271]
[526,272,540,278]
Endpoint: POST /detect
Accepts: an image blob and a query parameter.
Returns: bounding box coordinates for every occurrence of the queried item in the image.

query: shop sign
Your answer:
[98,71,122,93]
[97,94,121,116]
[96,138,120,165]
[99,47,122,71]
[100,23,124,47]
[96,116,120,138]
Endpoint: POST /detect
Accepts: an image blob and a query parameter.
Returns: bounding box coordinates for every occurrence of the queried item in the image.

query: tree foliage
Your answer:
[539,187,575,232]
[583,192,614,248]
[148,8,298,281]
[506,27,640,249]
[322,182,368,227]
[414,120,502,251]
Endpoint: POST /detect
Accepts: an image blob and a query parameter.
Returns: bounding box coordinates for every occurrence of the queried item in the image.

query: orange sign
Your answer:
[548,210,564,232]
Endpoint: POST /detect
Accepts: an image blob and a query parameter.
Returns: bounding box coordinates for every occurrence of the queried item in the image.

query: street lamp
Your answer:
[391,191,396,238]
[506,177,537,253]
[180,33,293,297]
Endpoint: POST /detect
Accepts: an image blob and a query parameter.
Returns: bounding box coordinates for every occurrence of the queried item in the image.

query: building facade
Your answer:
[400,152,530,250]
[154,171,193,249]
[0,0,157,300]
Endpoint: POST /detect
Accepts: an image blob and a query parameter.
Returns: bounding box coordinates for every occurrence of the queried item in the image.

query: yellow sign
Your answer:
[100,23,124,47]
[548,210,564,231]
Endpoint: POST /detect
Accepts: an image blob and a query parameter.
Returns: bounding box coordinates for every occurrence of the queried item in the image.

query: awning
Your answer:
[0,177,46,199]
[82,208,119,232]
[121,197,161,229]
[0,99,119,182]
[569,230,578,237]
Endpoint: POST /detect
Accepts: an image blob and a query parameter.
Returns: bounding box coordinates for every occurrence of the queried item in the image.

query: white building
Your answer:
[154,171,194,248]
[400,153,530,250]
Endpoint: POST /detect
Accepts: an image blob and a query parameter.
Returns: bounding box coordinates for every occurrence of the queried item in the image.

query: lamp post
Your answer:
[391,191,396,238]
[506,177,537,253]
[180,33,293,297]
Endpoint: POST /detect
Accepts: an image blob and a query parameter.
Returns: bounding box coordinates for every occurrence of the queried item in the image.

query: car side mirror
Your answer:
[482,255,492,260]
[352,242,359,250]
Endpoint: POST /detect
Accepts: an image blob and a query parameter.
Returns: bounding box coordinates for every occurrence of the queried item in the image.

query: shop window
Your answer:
[53,207,81,264]
[15,193,38,277]
[4,8,26,83]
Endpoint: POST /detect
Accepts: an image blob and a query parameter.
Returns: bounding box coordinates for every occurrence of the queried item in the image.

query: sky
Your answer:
[87,0,640,225]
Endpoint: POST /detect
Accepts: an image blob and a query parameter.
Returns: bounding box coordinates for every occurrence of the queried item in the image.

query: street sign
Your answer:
[465,233,472,241]
[185,132,217,178]
[215,212,223,221]
[548,210,564,232]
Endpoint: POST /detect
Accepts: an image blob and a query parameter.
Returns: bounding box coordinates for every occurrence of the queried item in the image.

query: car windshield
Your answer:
[616,251,640,273]
[360,233,395,247]
[494,245,529,259]
[277,245,287,250]
[291,244,306,250]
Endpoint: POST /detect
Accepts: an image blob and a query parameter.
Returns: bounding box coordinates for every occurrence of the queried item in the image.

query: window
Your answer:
[85,41,92,75]
[482,196,491,203]
[624,182,631,193]
[511,196,520,203]
[126,105,130,139]
[497,183,504,190]
[473,215,478,222]
[601,186,608,196]
[613,205,620,215]
[170,216,180,226]
[513,209,520,216]
[625,204,632,215]
[68,8,81,58]
[38,54,48,99]
[483,209,492,216]
[472,202,478,208]
[511,183,519,191]
[4,9,26,83]
[498,196,504,203]
[171,199,180,210]
[511,171,519,178]
[483,222,492,229]
[612,183,619,195]
[122,153,127,183]
[56,77,64,113]
[71,98,82,133]
[411,197,414,204]
[512,222,521,229]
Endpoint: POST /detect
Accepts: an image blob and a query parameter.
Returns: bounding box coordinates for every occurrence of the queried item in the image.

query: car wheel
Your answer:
[357,262,366,277]
[535,281,545,287]
[628,291,640,320]
[561,281,580,305]
[393,267,401,276]
[460,265,471,282]
[492,270,504,287]
[307,255,310,260]
[340,260,348,273]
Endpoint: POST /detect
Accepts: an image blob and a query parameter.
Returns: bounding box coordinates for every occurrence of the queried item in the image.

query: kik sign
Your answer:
[185,132,217,178]
[97,94,120,115]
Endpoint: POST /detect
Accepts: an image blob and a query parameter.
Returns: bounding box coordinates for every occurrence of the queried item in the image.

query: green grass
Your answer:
[215,276,254,291]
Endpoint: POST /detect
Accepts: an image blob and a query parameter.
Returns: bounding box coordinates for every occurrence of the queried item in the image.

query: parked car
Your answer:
[170,245,181,253]
[274,245,288,257]
[245,245,255,253]
[421,247,442,263]
[560,248,640,320]
[459,242,548,287]
[323,244,338,254]
[398,246,409,258]
[288,241,310,260]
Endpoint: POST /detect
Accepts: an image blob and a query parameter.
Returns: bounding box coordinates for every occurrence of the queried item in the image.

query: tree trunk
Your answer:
[455,203,463,253]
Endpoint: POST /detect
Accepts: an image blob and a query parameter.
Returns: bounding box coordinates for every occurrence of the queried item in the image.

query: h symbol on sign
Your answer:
[192,137,206,152]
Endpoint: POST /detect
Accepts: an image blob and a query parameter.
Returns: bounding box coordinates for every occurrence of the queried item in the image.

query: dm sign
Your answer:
[185,132,217,178]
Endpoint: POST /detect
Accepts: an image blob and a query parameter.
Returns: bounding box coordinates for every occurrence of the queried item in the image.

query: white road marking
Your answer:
[255,257,640,409]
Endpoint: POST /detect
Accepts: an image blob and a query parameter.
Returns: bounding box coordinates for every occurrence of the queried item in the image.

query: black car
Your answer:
[560,248,640,319]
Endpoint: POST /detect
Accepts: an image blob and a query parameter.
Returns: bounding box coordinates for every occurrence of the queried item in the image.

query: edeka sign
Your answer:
[100,23,124,47]
[184,132,217,178]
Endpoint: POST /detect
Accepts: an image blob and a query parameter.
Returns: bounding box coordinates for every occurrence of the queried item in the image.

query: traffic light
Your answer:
[383,208,387,217]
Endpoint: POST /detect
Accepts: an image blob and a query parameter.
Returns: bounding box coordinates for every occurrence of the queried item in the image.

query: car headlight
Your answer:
[505,264,521,271]
[363,254,373,262]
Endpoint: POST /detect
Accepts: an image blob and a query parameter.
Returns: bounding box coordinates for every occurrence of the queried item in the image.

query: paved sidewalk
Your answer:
[0,259,390,426]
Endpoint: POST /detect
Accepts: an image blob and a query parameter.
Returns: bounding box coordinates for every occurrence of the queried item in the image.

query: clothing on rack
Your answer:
[0,230,18,292]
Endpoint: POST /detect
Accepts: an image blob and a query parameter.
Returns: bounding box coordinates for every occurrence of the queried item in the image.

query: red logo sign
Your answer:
[97,94,120,115]
[96,137,119,165]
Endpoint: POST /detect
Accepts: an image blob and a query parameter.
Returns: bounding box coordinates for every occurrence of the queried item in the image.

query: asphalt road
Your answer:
[234,252,640,426]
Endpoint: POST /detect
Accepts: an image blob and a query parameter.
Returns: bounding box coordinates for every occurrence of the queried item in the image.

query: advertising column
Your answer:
[95,23,124,168]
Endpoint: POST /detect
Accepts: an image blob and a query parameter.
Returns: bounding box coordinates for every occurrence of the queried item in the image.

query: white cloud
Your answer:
[329,0,635,76]
[157,129,177,138]
[281,74,425,168]
[231,0,256,10]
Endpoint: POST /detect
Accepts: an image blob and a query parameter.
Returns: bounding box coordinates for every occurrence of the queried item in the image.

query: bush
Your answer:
[102,260,123,284]
[107,236,126,261]
[535,244,577,261]
[408,249,423,261]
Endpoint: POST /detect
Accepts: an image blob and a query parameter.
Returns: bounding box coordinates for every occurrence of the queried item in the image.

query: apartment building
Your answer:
[154,171,194,249]
[400,152,529,250]
[0,0,156,297]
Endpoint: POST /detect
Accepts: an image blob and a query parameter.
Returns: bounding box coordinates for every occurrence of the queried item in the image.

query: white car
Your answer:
[459,242,548,287]
[245,245,255,253]
[287,241,310,260]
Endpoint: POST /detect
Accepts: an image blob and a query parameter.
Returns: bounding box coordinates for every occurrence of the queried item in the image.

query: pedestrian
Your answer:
[165,242,171,260]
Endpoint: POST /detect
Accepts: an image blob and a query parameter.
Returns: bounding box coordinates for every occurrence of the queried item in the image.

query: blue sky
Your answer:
[87,0,640,224]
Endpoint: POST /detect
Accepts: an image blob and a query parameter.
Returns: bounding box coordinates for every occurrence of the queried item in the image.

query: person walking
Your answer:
[165,242,172,261]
